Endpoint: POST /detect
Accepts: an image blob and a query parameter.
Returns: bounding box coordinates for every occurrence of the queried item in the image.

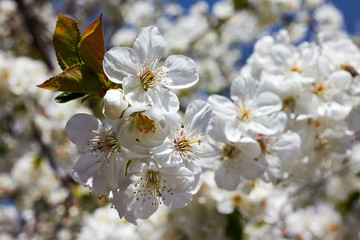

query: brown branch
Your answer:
[15,0,54,71]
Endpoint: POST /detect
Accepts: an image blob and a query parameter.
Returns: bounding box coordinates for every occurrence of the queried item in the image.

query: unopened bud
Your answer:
[103,89,128,119]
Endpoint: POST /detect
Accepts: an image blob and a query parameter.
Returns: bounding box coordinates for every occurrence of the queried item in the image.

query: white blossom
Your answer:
[103,26,199,114]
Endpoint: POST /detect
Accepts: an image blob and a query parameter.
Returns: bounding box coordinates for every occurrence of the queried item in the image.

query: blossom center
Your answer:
[137,57,170,91]
[282,95,296,111]
[133,169,173,205]
[135,114,156,134]
[87,128,120,161]
[139,67,156,91]
[311,82,330,97]
[222,142,241,160]
[236,103,253,122]
[172,128,206,163]
[289,61,303,73]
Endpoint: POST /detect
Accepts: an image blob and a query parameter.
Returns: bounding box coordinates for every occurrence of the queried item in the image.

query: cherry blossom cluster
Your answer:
[66,26,213,224]
[66,21,360,225]
[241,30,360,180]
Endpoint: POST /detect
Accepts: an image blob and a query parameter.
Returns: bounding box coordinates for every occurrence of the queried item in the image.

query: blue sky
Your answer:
[331,0,360,34]
[179,0,360,35]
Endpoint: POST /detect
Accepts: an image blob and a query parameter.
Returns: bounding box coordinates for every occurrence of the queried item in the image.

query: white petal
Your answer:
[103,47,138,83]
[101,157,127,191]
[255,92,282,116]
[208,95,237,117]
[160,166,194,193]
[230,75,258,101]
[72,153,103,183]
[318,101,352,121]
[224,118,243,142]
[209,115,231,143]
[184,161,202,194]
[271,44,292,65]
[103,89,128,119]
[128,192,159,220]
[122,104,151,118]
[328,70,351,90]
[123,75,149,106]
[147,88,179,114]
[162,191,193,208]
[237,159,265,180]
[184,99,212,133]
[151,139,175,166]
[133,26,166,62]
[214,162,241,191]
[248,115,283,135]
[112,191,127,219]
[116,119,138,149]
[261,156,282,183]
[91,172,108,195]
[163,55,199,89]
[237,137,261,160]
[65,114,102,152]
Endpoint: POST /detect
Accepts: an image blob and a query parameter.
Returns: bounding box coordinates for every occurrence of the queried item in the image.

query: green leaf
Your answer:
[225,209,244,240]
[79,14,106,77]
[37,64,102,93]
[53,14,82,70]
[125,160,134,176]
[55,92,86,103]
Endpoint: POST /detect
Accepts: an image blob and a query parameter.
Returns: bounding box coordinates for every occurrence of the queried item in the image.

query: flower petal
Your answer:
[184,99,212,133]
[215,162,241,191]
[160,166,194,193]
[238,137,261,160]
[163,55,199,89]
[230,75,258,101]
[123,75,149,106]
[162,191,193,208]
[103,89,128,120]
[65,113,102,152]
[72,153,103,184]
[224,118,243,142]
[208,95,237,117]
[237,159,265,180]
[103,47,138,83]
[147,88,179,114]
[133,26,166,62]
[255,92,282,116]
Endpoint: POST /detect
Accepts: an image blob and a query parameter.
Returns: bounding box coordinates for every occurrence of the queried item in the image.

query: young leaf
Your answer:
[37,64,102,93]
[55,92,86,103]
[53,14,82,70]
[125,160,134,176]
[79,14,106,76]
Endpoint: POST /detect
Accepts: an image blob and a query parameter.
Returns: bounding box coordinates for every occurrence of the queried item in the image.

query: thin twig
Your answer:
[15,0,54,71]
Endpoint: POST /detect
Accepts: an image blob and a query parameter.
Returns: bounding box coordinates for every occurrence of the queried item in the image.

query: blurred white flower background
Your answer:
[1,0,360,239]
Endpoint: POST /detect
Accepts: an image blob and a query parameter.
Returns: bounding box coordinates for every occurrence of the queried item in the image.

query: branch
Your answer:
[15,0,54,71]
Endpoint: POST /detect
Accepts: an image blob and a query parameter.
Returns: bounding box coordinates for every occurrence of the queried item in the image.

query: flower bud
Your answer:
[103,89,128,119]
